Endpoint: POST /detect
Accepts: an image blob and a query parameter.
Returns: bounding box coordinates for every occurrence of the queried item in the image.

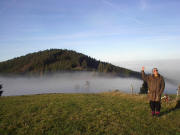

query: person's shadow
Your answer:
[160,100,180,116]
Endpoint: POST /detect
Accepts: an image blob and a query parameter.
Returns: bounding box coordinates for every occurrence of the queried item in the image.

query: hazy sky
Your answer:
[1,0,180,63]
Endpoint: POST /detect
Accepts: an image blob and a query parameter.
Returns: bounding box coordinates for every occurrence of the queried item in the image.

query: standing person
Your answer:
[141,67,165,116]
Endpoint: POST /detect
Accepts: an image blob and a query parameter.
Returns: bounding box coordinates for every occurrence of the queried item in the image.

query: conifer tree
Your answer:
[82,60,87,69]
[139,81,148,94]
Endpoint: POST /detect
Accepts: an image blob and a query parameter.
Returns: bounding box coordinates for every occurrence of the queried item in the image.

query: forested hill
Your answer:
[0,49,141,78]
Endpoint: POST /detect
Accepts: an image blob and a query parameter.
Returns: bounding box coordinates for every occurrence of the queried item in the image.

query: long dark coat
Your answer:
[142,71,165,101]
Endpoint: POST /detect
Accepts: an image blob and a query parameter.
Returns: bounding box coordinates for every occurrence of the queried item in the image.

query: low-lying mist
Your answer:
[116,59,180,85]
[0,71,178,96]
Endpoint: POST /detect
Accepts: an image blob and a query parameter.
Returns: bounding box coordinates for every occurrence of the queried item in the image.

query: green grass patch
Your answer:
[0,92,180,135]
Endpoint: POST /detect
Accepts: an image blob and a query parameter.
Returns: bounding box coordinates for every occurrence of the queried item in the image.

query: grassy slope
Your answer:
[0,92,180,135]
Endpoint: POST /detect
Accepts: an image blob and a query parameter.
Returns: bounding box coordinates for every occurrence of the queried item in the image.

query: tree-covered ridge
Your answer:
[0,49,140,78]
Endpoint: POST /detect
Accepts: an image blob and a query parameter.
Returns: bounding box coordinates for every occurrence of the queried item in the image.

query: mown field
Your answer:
[0,92,180,135]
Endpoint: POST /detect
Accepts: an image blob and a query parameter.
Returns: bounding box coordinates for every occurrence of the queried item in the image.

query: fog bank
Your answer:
[116,59,180,86]
[0,71,178,96]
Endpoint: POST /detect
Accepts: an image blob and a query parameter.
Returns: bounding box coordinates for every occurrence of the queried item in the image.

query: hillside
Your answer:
[0,92,179,135]
[0,49,140,78]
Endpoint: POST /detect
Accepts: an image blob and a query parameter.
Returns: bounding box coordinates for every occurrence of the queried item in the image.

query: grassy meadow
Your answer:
[0,91,180,135]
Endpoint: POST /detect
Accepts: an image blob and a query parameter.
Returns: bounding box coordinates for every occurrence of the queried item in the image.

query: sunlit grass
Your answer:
[0,91,180,135]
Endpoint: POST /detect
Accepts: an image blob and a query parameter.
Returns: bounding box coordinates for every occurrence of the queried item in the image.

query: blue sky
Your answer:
[1,0,180,63]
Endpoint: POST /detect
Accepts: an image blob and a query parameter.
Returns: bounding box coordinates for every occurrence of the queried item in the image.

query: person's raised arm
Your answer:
[142,66,148,82]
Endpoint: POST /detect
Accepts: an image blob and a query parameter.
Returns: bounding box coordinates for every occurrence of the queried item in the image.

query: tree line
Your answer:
[0,49,141,78]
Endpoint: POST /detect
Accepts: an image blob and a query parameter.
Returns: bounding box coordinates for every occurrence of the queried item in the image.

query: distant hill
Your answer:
[0,49,141,78]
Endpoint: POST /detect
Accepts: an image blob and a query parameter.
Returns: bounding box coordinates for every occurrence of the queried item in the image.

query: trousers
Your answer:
[149,101,161,112]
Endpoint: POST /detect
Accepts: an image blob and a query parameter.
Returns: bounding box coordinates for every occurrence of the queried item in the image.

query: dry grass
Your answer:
[0,92,180,135]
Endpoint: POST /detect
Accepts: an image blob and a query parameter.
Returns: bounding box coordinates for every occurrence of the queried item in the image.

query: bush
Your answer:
[139,81,148,94]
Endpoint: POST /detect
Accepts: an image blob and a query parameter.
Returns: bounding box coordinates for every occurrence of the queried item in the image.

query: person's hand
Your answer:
[142,66,145,71]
